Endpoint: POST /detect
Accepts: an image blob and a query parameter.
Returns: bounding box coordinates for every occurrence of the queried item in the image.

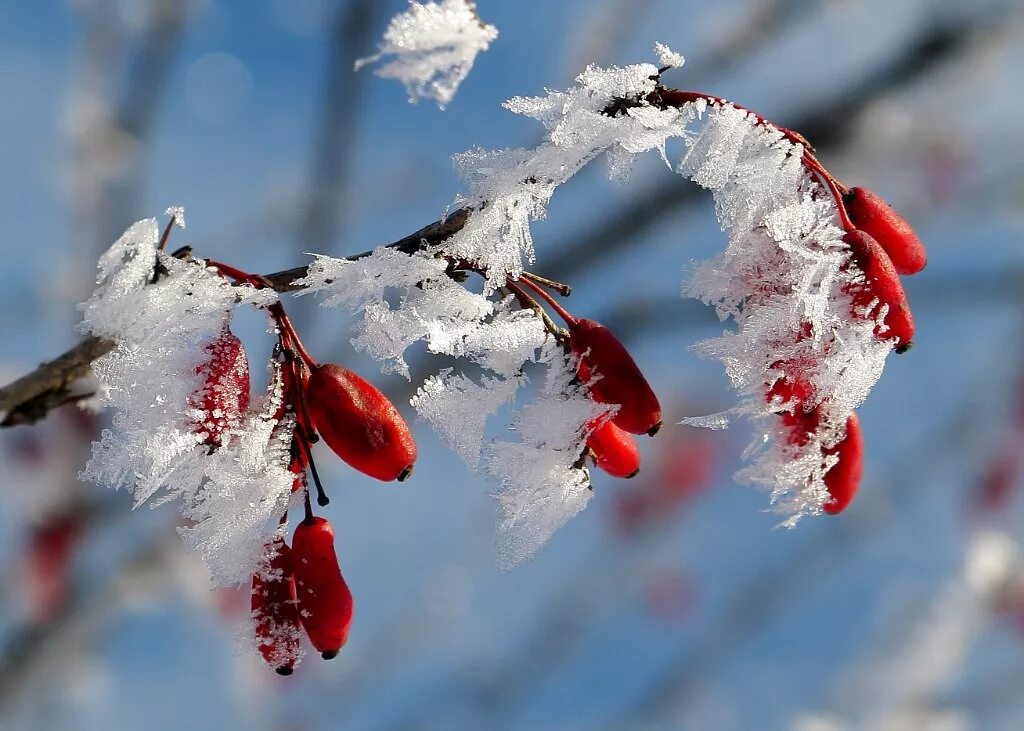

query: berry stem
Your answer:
[656,88,856,232]
[295,427,330,507]
[303,488,314,524]
[515,275,577,326]
[505,279,569,339]
[803,156,855,232]
[207,259,253,283]
[521,271,572,297]
[269,302,320,370]
[281,354,329,507]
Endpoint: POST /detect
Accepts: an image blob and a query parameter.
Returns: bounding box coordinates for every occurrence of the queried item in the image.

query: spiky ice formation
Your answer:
[78,218,296,586]
[355,0,497,108]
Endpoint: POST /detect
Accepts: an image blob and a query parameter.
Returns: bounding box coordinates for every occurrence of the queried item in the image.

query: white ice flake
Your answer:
[78,219,292,587]
[165,206,186,228]
[178,364,297,586]
[355,0,497,108]
[487,343,607,568]
[654,42,685,69]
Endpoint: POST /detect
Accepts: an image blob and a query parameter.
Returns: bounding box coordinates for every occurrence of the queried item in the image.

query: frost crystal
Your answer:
[78,219,291,586]
[677,102,893,523]
[444,58,691,289]
[654,42,685,69]
[306,246,600,565]
[164,205,186,228]
[355,0,497,108]
[487,343,606,568]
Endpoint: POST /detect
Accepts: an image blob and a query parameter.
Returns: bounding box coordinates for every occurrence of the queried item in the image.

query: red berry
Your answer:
[292,518,354,659]
[569,319,662,436]
[304,365,417,482]
[191,326,250,446]
[843,187,927,275]
[843,231,915,351]
[822,414,864,515]
[587,420,641,478]
[251,538,301,675]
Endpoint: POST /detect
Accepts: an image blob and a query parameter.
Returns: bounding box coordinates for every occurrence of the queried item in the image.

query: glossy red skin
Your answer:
[587,420,641,478]
[570,319,662,436]
[292,518,354,659]
[251,539,301,674]
[192,328,250,446]
[843,231,915,350]
[843,187,927,275]
[305,365,417,482]
[822,414,864,515]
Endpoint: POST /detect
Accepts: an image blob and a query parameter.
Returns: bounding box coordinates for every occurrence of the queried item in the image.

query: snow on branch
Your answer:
[355,0,497,108]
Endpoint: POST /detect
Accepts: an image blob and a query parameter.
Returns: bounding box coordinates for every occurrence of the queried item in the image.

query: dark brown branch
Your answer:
[0,209,471,427]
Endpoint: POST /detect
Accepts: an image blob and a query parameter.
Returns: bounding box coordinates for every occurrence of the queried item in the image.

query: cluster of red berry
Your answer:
[769,162,927,515]
[190,261,417,674]
[186,248,667,672]
[504,275,662,482]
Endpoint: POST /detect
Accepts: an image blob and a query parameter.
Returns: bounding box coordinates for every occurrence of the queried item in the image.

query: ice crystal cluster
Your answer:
[78,217,294,586]
[679,100,893,524]
[355,0,497,108]
[305,44,896,563]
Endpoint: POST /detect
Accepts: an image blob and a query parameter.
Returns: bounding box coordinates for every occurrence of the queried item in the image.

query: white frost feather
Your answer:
[355,0,497,108]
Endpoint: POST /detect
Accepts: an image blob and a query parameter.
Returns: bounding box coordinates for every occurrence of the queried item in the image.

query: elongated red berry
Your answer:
[822,414,864,515]
[587,420,641,478]
[251,539,301,675]
[191,326,250,445]
[844,231,915,351]
[292,517,354,659]
[570,319,662,436]
[843,187,926,275]
[304,365,417,482]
